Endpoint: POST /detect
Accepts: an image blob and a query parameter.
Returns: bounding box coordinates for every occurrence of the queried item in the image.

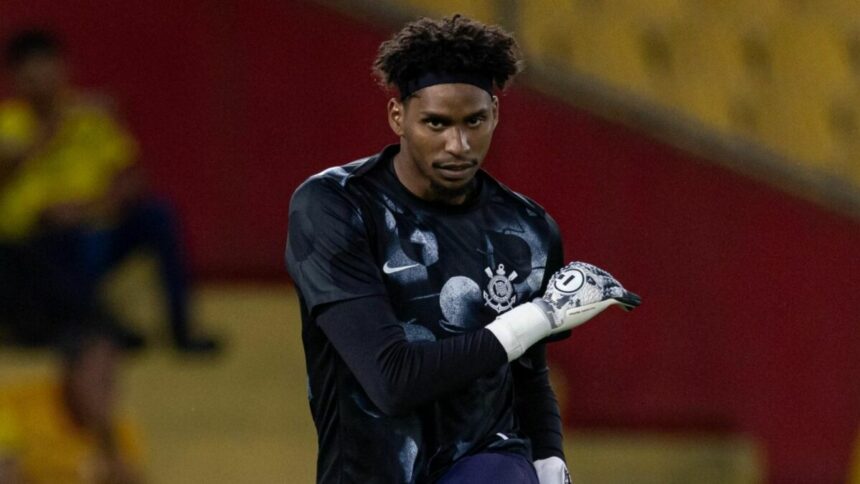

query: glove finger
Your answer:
[613,291,641,310]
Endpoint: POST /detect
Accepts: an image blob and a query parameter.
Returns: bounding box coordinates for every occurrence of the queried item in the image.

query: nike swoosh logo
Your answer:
[382,261,421,274]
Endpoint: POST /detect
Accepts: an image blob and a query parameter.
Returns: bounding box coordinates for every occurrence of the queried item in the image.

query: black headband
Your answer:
[398,71,494,100]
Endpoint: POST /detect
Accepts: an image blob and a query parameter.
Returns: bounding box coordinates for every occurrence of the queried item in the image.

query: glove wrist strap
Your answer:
[530,298,559,329]
[486,302,552,361]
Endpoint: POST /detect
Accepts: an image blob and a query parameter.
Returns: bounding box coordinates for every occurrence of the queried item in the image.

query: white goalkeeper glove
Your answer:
[533,456,571,484]
[487,261,640,361]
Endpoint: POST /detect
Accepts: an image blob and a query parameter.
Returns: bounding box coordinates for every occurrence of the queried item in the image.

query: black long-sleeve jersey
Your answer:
[286,145,565,483]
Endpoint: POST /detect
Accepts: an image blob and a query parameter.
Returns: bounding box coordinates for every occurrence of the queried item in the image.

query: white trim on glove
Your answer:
[485,302,552,361]
[533,456,571,484]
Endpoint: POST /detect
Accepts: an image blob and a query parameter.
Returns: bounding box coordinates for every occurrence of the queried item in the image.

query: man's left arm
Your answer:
[511,342,565,457]
[513,217,571,483]
[86,100,144,220]
[512,343,571,484]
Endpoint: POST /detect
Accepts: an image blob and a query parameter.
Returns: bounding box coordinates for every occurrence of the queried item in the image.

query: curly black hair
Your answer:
[373,15,523,96]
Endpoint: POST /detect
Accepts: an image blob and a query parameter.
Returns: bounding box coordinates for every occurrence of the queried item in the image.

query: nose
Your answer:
[444,128,471,156]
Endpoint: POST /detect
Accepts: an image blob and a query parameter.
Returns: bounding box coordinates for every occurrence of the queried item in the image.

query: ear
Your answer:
[387,98,405,137]
[491,95,500,129]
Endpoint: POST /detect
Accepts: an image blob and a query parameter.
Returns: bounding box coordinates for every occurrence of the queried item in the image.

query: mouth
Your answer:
[434,161,477,181]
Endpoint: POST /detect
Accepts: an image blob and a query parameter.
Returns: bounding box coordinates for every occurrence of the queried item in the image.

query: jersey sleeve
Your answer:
[543,214,571,342]
[543,214,564,288]
[285,176,386,314]
[512,212,566,460]
[317,294,507,416]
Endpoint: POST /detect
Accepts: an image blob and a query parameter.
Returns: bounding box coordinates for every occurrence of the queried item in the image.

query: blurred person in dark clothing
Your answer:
[0,241,117,346]
[0,29,219,353]
[0,324,145,484]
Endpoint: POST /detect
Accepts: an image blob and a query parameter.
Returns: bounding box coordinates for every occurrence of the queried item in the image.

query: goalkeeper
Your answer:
[285,15,639,484]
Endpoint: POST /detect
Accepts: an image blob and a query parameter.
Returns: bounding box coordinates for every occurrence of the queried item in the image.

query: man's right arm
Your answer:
[316,295,507,416]
[315,261,639,418]
[0,103,32,188]
[0,103,60,189]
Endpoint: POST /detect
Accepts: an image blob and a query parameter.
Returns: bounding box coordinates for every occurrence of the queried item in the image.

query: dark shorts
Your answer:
[436,452,539,484]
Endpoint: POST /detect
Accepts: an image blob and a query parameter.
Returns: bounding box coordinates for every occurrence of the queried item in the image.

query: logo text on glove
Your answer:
[553,268,584,294]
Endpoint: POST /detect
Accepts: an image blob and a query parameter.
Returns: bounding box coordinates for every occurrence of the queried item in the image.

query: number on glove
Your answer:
[538,261,641,332]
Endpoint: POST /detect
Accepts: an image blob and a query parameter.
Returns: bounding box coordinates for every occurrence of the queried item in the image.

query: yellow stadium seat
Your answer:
[519,0,672,99]
[666,18,750,132]
[598,0,686,23]
[757,19,854,169]
[516,0,585,67]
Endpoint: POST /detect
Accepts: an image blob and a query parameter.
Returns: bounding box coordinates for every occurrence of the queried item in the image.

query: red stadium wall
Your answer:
[1,1,858,482]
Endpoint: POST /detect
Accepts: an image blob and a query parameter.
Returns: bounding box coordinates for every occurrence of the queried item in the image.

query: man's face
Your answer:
[13,53,67,106]
[388,83,499,204]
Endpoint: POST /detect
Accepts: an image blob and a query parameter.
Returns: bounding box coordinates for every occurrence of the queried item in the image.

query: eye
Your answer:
[466,116,485,128]
[424,118,445,130]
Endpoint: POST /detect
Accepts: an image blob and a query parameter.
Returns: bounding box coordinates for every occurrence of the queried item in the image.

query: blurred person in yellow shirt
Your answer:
[0,324,144,484]
[0,29,218,353]
[0,54,138,241]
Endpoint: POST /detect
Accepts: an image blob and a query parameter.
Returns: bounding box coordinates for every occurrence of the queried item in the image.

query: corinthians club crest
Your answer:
[483,264,518,313]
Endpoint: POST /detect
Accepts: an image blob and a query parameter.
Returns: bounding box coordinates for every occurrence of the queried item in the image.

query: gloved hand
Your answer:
[487,261,640,361]
[535,261,640,334]
[533,457,571,484]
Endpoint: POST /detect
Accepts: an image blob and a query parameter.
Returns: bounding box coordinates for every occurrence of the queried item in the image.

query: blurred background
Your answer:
[0,0,858,483]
